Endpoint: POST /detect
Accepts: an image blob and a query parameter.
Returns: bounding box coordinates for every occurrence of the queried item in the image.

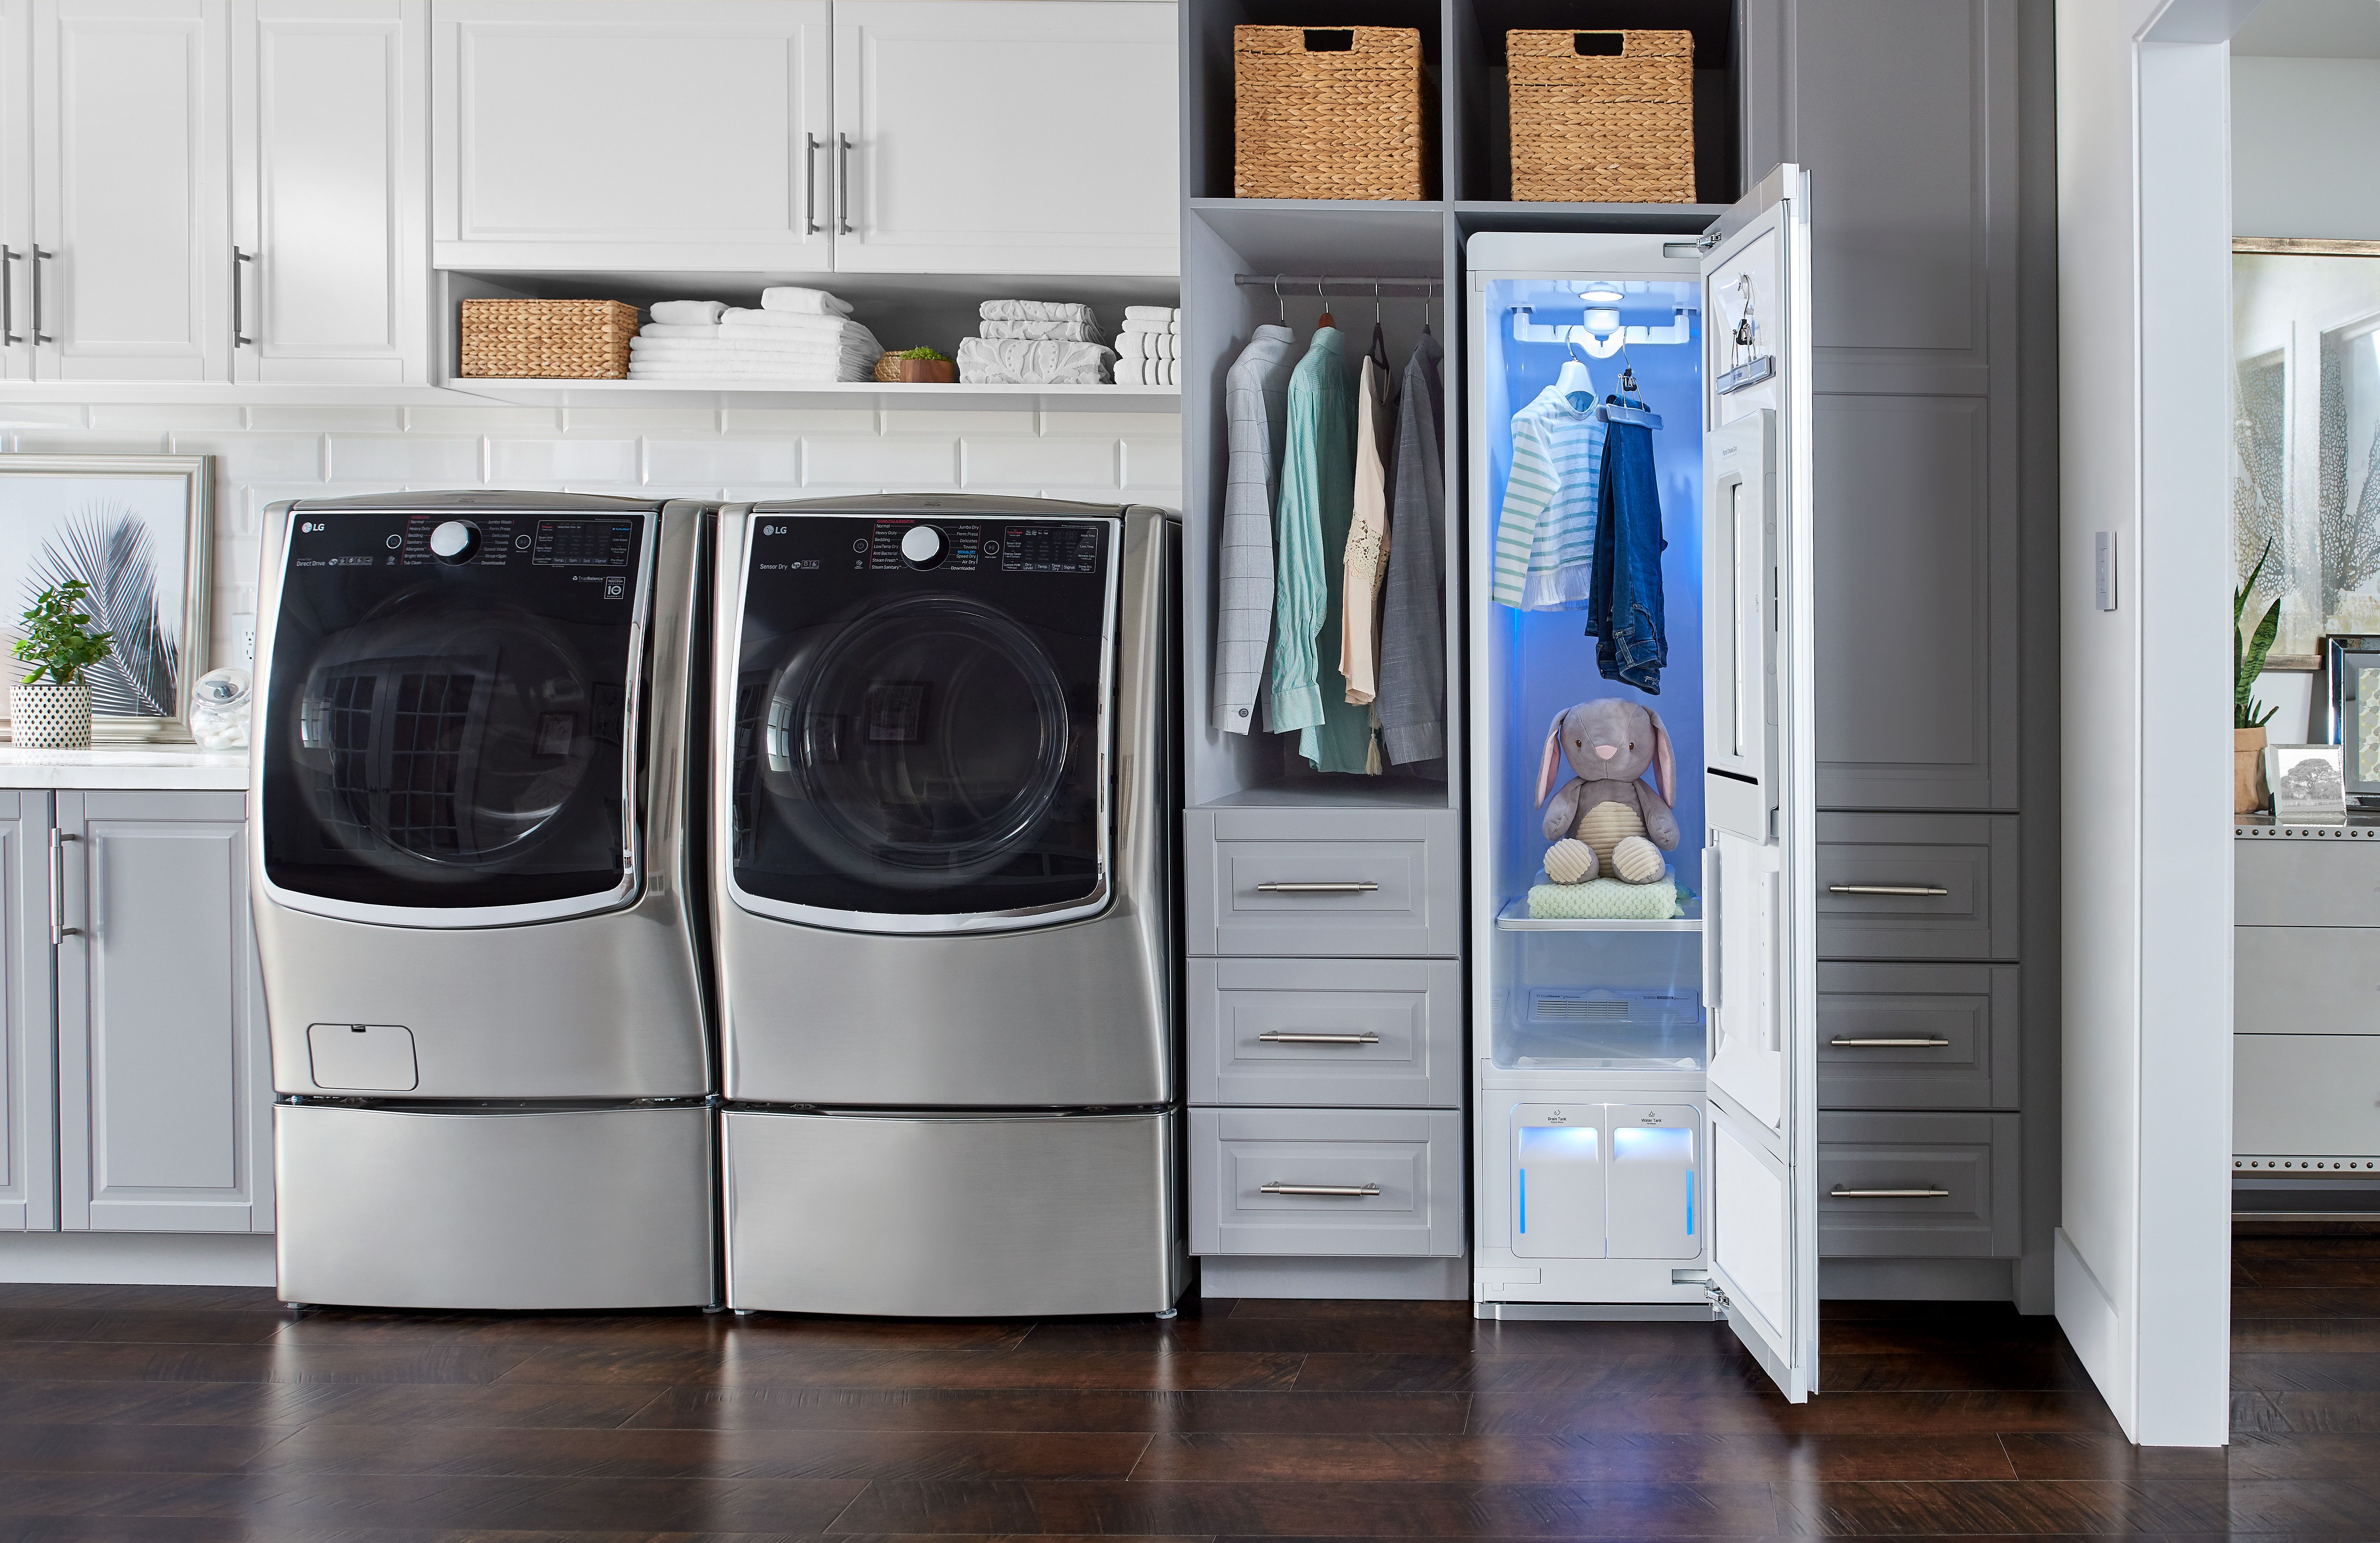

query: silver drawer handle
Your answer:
[1261,1182,1380,1197]
[1828,884,1949,896]
[1830,1186,1951,1198]
[1258,1032,1381,1045]
[1256,881,1378,894]
[1829,1037,1951,1048]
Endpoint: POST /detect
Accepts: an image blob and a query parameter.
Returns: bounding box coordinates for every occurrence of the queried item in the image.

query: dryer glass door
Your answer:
[729,513,1115,929]
[259,507,652,922]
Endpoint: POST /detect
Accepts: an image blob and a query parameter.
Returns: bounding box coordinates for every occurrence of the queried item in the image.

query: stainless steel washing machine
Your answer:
[712,495,1180,1316]
[252,491,714,1310]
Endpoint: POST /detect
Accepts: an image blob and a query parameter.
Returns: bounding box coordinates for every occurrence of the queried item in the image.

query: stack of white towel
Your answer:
[955,300,1116,385]
[1113,306,1180,386]
[628,289,882,382]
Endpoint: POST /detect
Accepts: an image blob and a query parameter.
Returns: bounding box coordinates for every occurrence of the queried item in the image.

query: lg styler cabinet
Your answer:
[1467,172,1822,1400]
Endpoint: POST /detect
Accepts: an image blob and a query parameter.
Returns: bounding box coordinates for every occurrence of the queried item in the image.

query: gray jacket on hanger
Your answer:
[1377,331,1446,764]
[1212,323,1297,733]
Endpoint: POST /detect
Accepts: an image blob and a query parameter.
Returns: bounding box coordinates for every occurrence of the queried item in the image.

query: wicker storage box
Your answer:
[1235,25,1428,201]
[1508,30,1694,204]
[459,298,640,379]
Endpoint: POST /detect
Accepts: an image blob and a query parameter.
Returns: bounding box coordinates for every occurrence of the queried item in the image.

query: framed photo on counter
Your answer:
[0,453,214,743]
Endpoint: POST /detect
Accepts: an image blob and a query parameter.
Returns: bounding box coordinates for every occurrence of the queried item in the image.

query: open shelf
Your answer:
[1496,897,1702,933]
[1453,200,1730,235]
[1198,778,1450,812]
[447,379,1182,413]
[1191,199,1448,273]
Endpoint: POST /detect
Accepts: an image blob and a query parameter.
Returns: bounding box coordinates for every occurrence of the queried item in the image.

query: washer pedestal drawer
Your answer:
[1190,1107,1463,1257]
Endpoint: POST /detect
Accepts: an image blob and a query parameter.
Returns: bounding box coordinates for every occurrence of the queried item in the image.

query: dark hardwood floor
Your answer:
[0,1220,2375,1539]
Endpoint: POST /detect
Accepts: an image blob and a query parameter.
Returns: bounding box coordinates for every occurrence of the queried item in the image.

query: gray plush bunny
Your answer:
[1536,699,1679,884]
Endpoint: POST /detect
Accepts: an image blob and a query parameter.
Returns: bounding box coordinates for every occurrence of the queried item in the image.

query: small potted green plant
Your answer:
[12,580,114,749]
[888,345,957,384]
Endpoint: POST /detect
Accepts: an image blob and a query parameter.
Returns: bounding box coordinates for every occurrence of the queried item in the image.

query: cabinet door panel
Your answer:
[833,0,1177,275]
[56,792,270,1233]
[31,0,230,381]
[434,0,830,271]
[0,0,30,381]
[232,0,426,384]
[0,793,54,1231]
[1814,395,2016,810]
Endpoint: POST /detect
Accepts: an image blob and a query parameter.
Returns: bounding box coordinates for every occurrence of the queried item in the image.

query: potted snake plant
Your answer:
[11,580,115,749]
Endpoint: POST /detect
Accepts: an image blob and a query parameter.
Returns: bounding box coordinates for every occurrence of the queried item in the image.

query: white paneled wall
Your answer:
[0,404,1184,668]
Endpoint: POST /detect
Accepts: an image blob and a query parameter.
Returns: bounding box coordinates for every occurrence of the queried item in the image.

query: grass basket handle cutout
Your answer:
[1303,29,1353,51]
[1574,32,1625,55]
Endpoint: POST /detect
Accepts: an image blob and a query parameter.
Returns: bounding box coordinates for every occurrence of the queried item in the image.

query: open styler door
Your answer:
[1698,165,1819,1401]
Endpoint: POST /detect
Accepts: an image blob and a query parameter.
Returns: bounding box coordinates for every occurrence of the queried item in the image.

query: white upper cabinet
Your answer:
[433,0,834,272]
[231,0,429,385]
[0,1,30,381]
[28,0,231,382]
[830,1,1176,276]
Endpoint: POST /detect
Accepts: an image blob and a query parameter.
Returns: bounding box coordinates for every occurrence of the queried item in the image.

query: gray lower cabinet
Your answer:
[4,790,272,1235]
[1184,807,1461,957]
[0,792,55,1231]
[1818,962,2018,1110]
[1188,957,1463,1108]
[1817,1111,2021,1257]
[1817,812,2018,962]
[1189,1107,1463,1257]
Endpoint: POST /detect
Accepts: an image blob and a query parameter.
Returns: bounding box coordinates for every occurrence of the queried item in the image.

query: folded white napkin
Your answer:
[649,300,725,326]
[759,286,854,316]
[639,322,722,339]
[1123,305,1180,322]
[979,299,1097,325]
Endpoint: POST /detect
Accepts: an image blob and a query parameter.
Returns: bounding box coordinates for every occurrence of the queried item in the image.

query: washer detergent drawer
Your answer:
[1186,808,1460,957]
[1189,1107,1463,1256]
[274,1102,714,1310]
[1188,957,1463,1107]
[722,1109,1181,1317]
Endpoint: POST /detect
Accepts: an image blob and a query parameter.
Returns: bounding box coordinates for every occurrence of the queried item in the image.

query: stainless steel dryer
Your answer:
[713,495,1180,1317]
[252,492,714,1310]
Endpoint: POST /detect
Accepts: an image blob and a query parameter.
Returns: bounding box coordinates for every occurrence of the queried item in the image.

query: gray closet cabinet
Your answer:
[1743,0,2056,1305]
[3,790,273,1236]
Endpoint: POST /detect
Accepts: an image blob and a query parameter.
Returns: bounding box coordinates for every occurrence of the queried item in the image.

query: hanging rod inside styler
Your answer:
[1234,274,1441,295]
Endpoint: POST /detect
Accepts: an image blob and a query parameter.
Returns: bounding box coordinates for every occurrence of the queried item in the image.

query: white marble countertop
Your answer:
[0,747,250,791]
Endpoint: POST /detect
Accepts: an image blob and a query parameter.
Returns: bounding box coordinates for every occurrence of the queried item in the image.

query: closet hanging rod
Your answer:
[1233,275,1441,296]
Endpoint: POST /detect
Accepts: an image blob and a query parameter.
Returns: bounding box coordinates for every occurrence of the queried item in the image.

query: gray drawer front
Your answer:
[1186,807,1460,957]
[2235,926,2380,1034]
[1817,963,2018,1110]
[2237,838,2380,927]
[1188,957,1463,1108]
[1817,1111,2020,1258]
[1189,1107,1463,1257]
[1817,813,2017,961]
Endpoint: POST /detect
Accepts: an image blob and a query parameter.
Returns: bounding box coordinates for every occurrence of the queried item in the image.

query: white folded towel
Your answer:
[1118,318,1179,335]
[759,286,854,317]
[627,357,873,382]
[979,299,1097,325]
[1123,305,1180,322]
[649,300,725,326]
[979,318,1106,343]
[1118,331,1177,361]
[720,309,864,338]
[956,337,1114,385]
[639,322,722,339]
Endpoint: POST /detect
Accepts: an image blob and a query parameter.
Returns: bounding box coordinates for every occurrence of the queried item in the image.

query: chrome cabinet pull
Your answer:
[1261,1182,1379,1197]
[1828,1037,1951,1048]
[48,830,80,945]
[804,134,821,234]
[1255,881,1377,894]
[31,246,52,343]
[232,247,253,346]
[837,133,853,234]
[1830,1186,1950,1199]
[1258,1032,1379,1045]
[2,246,17,343]
[1827,883,1948,896]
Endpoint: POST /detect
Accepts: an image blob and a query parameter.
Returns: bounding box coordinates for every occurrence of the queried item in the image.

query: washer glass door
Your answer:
[730,514,1113,926]
[260,508,650,917]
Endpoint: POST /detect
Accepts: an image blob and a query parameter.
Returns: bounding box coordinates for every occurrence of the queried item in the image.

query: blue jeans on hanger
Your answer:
[1586,397,1667,693]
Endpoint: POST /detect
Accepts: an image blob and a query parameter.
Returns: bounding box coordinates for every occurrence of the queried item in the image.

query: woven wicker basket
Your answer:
[1235,25,1428,201]
[459,298,640,379]
[1508,30,1694,204]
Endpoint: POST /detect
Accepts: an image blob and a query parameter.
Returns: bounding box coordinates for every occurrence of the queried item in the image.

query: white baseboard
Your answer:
[0,1232,276,1287]
[2055,1225,2132,1435]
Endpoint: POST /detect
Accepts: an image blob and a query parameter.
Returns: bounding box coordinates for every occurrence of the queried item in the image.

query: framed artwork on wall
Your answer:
[2233,237,2380,670]
[0,454,214,744]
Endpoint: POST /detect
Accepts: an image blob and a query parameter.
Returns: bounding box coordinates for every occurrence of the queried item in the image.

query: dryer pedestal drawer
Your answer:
[1816,813,2017,962]
[1189,1107,1462,1257]
[1817,963,2018,1110]
[1186,808,1460,957]
[1816,1111,2019,1258]
[1189,957,1463,1107]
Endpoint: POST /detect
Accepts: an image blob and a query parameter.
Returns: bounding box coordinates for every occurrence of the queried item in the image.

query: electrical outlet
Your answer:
[232,615,257,665]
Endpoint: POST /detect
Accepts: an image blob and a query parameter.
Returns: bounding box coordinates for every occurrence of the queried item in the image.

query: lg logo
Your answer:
[762,524,787,536]
[300,522,324,533]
